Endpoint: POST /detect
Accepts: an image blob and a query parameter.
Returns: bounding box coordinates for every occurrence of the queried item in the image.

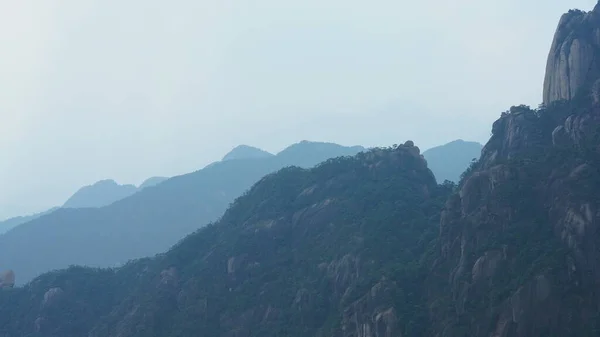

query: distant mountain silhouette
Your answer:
[138,176,169,190]
[276,140,365,163]
[0,208,59,235]
[0,141,450,337]
[422,139,483,183]
[0,177,168,235]
[62,180,139,209]
[0,141,365,284]
[222,145,274,161]
[1,140,476,238]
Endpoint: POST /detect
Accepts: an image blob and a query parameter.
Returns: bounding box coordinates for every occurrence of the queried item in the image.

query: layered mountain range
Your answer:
[0,140,479,285]
[0,177,168,235]
[3,2,595,336]
[0,141,366,285]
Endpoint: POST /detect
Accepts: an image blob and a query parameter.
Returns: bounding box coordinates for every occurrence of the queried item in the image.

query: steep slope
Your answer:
[0,208,59,235]
[0,141,364,285]
[427,100,600,336]
[0,141,451,337]
[63,180,138,209]
[427,55,600,337]
[422,140,483,183]
[426,5,600,335]
[543,3,600,104]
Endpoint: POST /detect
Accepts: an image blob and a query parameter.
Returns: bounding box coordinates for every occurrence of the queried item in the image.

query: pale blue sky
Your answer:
[0,0,596,219]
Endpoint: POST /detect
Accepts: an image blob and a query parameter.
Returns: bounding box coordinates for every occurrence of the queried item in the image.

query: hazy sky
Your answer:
[0,0,596,219]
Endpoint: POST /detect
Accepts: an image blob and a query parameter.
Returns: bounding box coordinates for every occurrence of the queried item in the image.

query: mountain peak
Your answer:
[222,145,274,161]
[62,180,138,209]
[543,3,600,104]
[422,139,483,183]
[138,177,168,190]
[92,179,118,186]
[277,140,365,156]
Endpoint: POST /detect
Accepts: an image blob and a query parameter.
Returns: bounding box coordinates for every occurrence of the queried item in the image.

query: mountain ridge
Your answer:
[0,141,451,337]
[62,179,138,209]
[2,3,600,337]
[0,141,367,284]
[222,145,274,161]
[422,139,483,183]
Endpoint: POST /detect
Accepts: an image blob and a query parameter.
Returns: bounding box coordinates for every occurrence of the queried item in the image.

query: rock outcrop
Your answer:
[426,12,600,332]
[424,4,600,334]
[340,278,401,337]
[543,3,600,104]
[0,269,15,288]
[42,287,64,308]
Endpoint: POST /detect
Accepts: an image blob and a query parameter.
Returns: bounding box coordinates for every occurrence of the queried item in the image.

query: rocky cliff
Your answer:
[427,4,600,335]
[428,89,600,336]
[543,2,600,104]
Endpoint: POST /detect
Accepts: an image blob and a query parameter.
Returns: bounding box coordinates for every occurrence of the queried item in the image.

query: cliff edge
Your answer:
[543,2,600,104]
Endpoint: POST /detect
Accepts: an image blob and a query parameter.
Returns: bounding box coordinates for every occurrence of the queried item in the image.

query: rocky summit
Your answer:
[543,2,600,104]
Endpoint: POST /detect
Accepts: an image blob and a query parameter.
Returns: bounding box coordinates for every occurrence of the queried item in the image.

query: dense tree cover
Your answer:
[426,89,600,336]
[0,142,366,285]
[2,93,600,336]
[4,86,600,337]
[0,144,453,337]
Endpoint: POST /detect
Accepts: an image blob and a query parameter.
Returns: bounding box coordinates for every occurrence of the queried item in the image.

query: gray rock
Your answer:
[0,270,15,288]
[543,6,600,104]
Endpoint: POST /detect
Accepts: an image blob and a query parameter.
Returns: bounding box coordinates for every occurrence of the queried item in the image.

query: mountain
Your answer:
[138,176,169,190]
[0,208,59,235]
[7,4,600,336]
[0,138,474,237]
[425,104,600,336]
[543,3,600,104]
[422,139,483,183]
[0,141,365,284]
[62,179,139,209]
[0,141,452,337]
[222,145,274,161]
[0,177,168,235]
[425,5,600,335]
[274,140,365,164]
[63,176,169,209]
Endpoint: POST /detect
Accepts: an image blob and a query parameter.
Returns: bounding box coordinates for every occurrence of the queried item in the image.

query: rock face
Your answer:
[340,278,402,337]
[0,270,15,288]
[42,287,64,308]
[543,3,600,104]
[425,4,600,332]
[428,95,600,335]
